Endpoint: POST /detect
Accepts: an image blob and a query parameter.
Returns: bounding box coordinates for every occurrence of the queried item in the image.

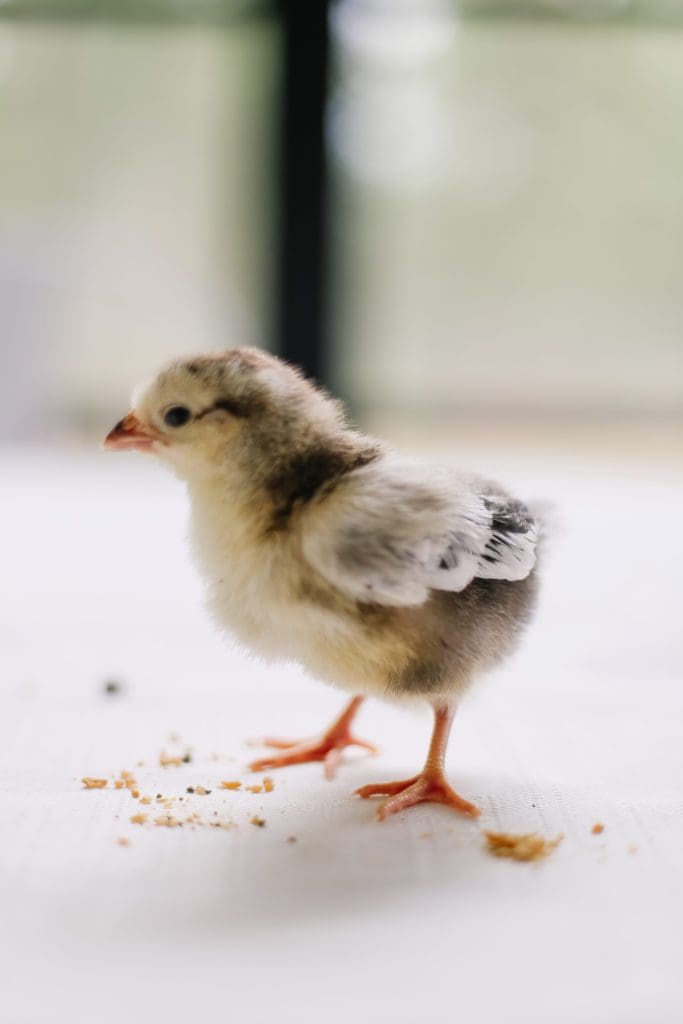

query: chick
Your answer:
[105,348,541,820]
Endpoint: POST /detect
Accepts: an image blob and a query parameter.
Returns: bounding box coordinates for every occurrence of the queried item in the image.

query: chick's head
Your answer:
[104,348,343,482]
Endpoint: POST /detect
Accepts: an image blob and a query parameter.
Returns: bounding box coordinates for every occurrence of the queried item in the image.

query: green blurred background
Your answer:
[1,0,682,453]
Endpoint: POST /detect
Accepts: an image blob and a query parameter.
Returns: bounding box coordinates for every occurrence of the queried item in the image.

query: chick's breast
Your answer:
[186,484,412,696]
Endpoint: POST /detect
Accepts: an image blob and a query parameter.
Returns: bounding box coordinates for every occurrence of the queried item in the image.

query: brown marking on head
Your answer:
[194,395,261,422]
[231,347,277,371]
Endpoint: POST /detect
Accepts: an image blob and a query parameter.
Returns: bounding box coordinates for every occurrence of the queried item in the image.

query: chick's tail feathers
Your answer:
[526,498,561,563]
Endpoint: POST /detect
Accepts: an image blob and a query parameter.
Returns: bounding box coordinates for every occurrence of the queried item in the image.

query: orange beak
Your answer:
[103,412,158,453]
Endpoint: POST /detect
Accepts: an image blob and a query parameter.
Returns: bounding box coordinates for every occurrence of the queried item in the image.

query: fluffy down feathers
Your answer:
[108,348,543,701]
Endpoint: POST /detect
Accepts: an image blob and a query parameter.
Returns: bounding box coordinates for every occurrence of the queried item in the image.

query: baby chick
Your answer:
[105,348,541,820]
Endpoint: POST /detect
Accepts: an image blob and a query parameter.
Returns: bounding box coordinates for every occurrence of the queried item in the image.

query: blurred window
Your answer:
[330,0,683,433]
[0,1,278,437]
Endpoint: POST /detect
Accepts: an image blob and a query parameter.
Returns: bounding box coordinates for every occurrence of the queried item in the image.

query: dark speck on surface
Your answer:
[103,679,123,696]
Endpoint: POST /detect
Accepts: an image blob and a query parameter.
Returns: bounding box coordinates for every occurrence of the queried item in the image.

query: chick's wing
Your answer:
[301,459,538,608]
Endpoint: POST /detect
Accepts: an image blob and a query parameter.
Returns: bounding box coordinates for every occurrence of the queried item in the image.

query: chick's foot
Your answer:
[356,770,480,821]
[249,696,378,781]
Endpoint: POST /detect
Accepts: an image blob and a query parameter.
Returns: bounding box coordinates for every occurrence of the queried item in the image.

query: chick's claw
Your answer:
[257,737,302,750]
[356,771,481,821]
[249,695,378,780]
[249,732,379,781]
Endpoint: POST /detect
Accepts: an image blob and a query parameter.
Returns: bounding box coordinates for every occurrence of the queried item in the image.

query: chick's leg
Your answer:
[356,703,480,820]
[249,696,378,780]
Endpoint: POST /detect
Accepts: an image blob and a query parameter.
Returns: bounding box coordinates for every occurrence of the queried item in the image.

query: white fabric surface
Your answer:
[1,446,682,1024]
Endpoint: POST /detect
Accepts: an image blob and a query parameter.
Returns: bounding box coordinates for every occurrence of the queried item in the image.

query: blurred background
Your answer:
[1,0,681,453]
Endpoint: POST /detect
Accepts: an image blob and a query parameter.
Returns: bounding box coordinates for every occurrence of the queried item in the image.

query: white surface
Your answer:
[1,446,682,1024]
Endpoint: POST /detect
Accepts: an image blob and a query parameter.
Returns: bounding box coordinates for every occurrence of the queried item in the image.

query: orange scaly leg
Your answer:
[356,703,480,821]
[249,696,378,780]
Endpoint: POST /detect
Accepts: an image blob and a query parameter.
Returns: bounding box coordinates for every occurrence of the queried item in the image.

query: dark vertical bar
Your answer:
[275,0,330,384]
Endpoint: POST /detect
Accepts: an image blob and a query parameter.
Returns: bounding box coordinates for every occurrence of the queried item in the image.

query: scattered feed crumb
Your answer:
[286,836,297,844]
[154,814,182,828]
[130,813,148,825]
[263,777,274,793]
[130,789,140,799]
[116,837,130,847]
[193,786,211,796]
[159,751,184,768]
[120,771,135,781]
[484,831,562,862]
[250,815,266,828]
[82,777,108,789]
[591,823,605,835]
[114,780,124,790]
[140,796,151,805]
[246,784,263,794]
[220,781,242,790]
[628,844,638,855]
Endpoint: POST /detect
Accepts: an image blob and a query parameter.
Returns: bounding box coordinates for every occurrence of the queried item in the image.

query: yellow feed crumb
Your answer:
[246,784,263,794]
[139,796,152,805]
[263,777,274,793]
[116,837,130,847]
[591,823,605,835]
[159,751,183,768]
[154,814,181,828]
[130,813,148,825]
[82,777,108,789]
[114,780,125,790]
[250,815,266,828]
[484,831,562,862]
[130,789,140,799]
[220,781,242,790]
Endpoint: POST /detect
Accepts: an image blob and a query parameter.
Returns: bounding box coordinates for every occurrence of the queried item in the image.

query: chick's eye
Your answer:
[164,406,191,428]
